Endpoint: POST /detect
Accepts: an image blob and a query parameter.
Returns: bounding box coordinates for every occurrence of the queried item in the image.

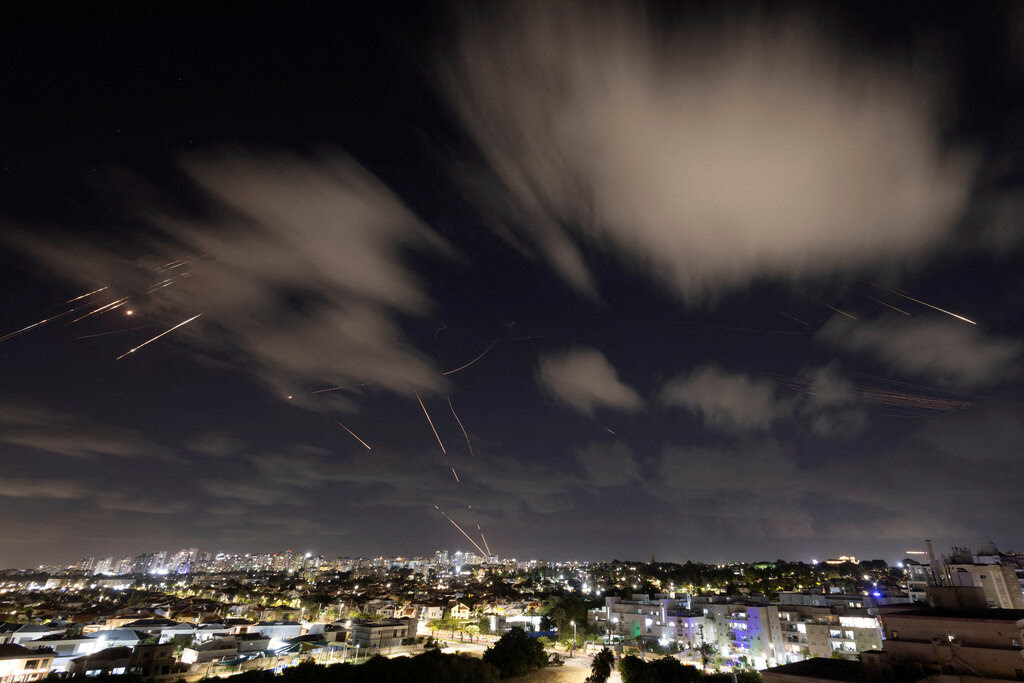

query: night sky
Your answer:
[2,2,1023,568]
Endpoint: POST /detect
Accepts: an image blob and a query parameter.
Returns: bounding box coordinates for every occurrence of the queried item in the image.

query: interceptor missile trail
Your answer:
[335,420,372,450]
[77,323,164,339]
[62,286,108,304]
[0,302,93,343]
[437,508,487,556]
[866,296,910,316]
[70,297,130,323]
[825,303,857,320]
[480,532,492,557]
[116,313,202,360]
[442,339,498,376]
[451,466,460,483]
[415,392,447,454]
[312,383,368,394]
[889,290,976,325]
[448,396,474,456]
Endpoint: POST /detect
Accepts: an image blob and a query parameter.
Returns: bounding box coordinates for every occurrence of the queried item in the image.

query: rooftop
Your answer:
[764,657,864,682]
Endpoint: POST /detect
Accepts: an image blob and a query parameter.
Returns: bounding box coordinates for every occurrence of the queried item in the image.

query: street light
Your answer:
[570,620,576,658]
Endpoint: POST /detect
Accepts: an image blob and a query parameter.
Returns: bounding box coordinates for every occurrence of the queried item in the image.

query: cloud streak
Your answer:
[443,2,974,299]
[819,315,1021,388]
[10,153,448,408]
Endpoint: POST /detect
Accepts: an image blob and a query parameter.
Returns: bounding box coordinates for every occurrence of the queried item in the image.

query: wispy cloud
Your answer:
[0,404,166,459]
[818,315,1021,388]
[661,365,785,432]
[0,478,90,499]
[537,348,643,416]
[443,2,974,299]
[10,153,449,407]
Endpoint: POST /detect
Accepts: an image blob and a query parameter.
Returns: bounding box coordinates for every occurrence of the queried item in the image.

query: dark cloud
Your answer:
[819,315,1022,388]
[0,478,90,500]
[537,348,643,415]
[0,404,167,460]
[575,442,639,487]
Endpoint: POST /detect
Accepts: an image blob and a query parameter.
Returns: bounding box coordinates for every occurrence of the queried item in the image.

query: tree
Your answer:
[586,647,615,683]
[483,627,548,679]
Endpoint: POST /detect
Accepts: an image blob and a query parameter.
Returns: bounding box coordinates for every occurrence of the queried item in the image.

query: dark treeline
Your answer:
[222,653,497,683]
[617,655,763,683]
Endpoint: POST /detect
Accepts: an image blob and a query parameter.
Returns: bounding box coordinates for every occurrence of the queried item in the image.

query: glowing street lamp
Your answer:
[570,620,577,658]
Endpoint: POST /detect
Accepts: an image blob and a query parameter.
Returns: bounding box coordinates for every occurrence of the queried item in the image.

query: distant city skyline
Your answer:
[11,538,1015,574]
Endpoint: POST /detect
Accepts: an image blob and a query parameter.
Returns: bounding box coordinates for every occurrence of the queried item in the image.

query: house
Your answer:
[179,637,238,665]
[348,619,416,651]
[67,646,132,677]
[447,601,472,620]
[234,633,270,654]
[129,643,181,677]
[0,644,54,683]
[8,625,64,647]
[253,621,302,643]
[415,603,444,621]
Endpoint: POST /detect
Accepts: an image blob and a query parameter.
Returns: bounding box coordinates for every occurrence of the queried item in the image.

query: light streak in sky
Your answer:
[866,296,910,316]
[480,531,492,557]
[415,392,447,454]
[603,426,616,435]
[70,297,130,323]
[889,289,976,325]
[437,507,487,556]
[62,286,108,304]
[442,338,498,376]
[116,314,202,360]
[778,311,808,327]
[451,466,460,483]
[448,396,474,456]
[77,323,164,339]
[825,303,857,320]
[312,383,368,394]
[335,420,372,450]
[0,302,93,343]
[147,278,176,294]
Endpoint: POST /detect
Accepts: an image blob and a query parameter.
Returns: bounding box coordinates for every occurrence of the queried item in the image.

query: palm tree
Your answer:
[586,647,615,683]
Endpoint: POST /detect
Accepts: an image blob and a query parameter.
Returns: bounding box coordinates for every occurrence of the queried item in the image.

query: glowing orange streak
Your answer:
[336,420,372,450]
[442,339,498,376]
[63,286,108,304]
[447,396,474,456]
[77,323,164,340]
[312,383,368,394]
[438,509,487,556]
[451,466,460,483]
[890,290,976,325]
[0,302,93,342]
[116,314,201,359]
[867,296,910,316]
[70,297,130,323]
[480,532,492,557]
[415,392,446,454]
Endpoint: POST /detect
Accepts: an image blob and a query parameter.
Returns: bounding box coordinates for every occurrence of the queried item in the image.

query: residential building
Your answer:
[864,606,1024,680]
[945,563,1024,610]
[348,619,415,651]
[694,599,785,670]
[0,645,54,683]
